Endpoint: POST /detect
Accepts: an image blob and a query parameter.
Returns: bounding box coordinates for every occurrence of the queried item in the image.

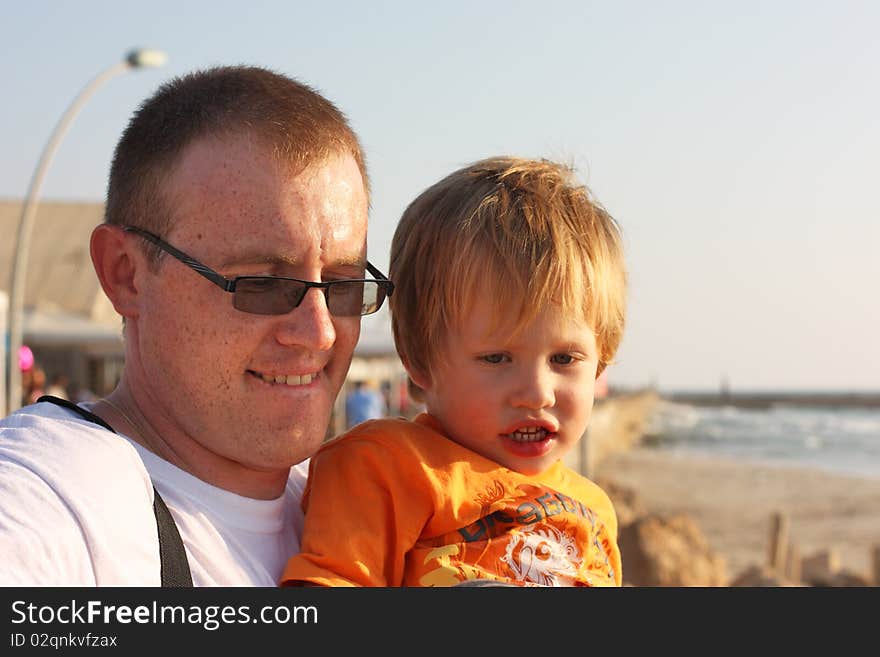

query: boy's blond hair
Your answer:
[389,156,627,391]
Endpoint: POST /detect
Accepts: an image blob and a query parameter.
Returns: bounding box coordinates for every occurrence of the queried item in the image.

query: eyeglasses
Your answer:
[123,226,393,317]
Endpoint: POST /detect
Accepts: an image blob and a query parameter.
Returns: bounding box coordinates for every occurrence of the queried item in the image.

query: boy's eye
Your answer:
[551,353,575,365]
[480,353,507,364]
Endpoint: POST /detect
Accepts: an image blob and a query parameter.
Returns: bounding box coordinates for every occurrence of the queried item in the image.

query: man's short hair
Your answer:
[105,65,367,256]
[389,156,627,387]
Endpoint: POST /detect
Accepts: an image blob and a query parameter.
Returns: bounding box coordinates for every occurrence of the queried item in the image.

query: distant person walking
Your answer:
[345,380,387,429]
[24,366,47,406]
[46,373,70,400]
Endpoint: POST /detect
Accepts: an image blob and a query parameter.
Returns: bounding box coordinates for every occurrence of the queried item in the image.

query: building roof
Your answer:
[0,199,116,323]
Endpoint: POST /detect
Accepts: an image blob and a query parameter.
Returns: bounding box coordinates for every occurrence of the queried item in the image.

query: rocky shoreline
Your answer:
[572,392,880,586]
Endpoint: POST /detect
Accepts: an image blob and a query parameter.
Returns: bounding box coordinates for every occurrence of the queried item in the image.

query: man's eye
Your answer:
[551,354,575,365]
[480,354,507,364]
[237,277,282,292]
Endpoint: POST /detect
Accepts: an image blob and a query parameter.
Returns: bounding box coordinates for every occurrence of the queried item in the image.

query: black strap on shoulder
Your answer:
[150,485,194,587]
[37,395,193,587]
[38,394,116,431]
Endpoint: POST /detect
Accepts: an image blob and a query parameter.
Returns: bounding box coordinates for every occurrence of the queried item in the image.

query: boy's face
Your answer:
[415,296,600,476]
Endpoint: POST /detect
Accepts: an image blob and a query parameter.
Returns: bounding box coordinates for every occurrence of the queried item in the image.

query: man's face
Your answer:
[417,296,599,476]
[129,134,368,476]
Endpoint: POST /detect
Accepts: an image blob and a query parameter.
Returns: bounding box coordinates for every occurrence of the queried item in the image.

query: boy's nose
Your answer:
[508,368,556,410]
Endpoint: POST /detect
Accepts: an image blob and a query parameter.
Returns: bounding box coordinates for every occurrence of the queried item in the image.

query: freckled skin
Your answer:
[121,134,368,498]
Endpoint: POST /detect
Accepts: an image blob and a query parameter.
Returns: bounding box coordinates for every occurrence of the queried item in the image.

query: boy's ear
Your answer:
[401,358,431,393]
[90,224,141,320]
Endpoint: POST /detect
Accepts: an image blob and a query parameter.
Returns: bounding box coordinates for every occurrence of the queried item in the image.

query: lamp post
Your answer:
[4,49,167,416]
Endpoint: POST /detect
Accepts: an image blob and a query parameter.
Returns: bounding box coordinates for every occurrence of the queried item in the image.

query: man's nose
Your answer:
[274,287,336,351]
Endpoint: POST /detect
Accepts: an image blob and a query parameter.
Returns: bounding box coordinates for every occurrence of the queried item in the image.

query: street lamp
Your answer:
[3,48,167,416]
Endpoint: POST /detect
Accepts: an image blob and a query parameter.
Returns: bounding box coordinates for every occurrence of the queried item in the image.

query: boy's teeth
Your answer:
[509,428,548,442]
[261,373,314,386]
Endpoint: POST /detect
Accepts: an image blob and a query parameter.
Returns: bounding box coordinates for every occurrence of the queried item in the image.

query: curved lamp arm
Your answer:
[4,49,165,415]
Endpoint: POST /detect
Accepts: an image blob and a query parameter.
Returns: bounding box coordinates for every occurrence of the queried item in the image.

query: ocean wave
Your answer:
[643,402,880,479]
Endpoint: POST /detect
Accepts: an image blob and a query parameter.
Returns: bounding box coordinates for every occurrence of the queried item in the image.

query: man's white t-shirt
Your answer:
[0,401,308,586]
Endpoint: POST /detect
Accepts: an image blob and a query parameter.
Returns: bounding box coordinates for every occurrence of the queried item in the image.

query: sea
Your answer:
[642,394,880,480]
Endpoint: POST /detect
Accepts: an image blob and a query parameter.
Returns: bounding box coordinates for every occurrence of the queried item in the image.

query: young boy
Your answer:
[281,156,627,587]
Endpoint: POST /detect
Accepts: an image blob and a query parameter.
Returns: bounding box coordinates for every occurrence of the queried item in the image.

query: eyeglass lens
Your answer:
[233,278,384,316]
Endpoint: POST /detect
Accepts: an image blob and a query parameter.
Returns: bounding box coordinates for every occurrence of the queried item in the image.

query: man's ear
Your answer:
[90,224,141,319]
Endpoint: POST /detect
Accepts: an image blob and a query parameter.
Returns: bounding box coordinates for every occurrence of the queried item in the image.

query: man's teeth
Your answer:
[509,427,548,442]
[260,373,314,386]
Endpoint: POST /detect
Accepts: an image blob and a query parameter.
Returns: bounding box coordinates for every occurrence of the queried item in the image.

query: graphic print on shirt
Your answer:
[500,523,580,586]
[415,481,616,586]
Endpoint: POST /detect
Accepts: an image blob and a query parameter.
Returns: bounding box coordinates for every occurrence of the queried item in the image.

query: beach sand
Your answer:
[593,447,880,582]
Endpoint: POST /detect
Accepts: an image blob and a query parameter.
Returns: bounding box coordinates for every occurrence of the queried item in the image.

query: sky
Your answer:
[1,1,878,393]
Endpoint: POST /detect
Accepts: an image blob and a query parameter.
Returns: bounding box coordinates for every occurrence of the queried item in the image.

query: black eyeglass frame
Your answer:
[123,226,394,316]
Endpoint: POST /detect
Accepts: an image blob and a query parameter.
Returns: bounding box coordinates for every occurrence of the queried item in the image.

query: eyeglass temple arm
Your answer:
[123,226,235,292]
[127,226,391,296]
[366,261,394,296]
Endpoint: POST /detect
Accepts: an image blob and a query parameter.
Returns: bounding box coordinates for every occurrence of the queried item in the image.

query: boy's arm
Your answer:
[280,431,435,587]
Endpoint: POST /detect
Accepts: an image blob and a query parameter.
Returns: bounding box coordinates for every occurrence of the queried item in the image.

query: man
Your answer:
[0,66,392,585]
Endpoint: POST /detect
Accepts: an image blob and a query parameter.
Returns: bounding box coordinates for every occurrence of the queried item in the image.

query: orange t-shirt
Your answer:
[281,414,621,587]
